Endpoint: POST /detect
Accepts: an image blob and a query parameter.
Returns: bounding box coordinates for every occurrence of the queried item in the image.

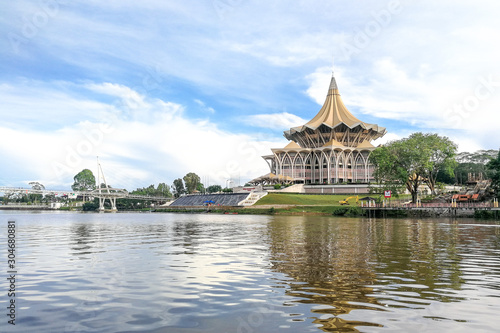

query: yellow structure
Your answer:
[259,73,386,185]
[339,195,359,205]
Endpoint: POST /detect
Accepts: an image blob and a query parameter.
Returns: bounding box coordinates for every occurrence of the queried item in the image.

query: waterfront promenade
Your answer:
[362,200,500,218]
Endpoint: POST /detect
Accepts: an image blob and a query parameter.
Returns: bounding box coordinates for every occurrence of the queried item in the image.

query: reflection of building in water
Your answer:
[266,217,465,332]
[268,217,382,332]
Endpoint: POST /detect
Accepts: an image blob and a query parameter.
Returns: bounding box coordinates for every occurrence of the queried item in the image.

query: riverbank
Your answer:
[0,206,54,210]
[3,202,498,218]
[155,205,339,215]
[155,205,500,219]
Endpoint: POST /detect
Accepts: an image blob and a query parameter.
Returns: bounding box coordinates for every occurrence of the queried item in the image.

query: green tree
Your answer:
[82,198,100,211]
[29,181,45,191]
[172,178,185,198]
[453,162,490,185]
[487,150,500,198]
[28,181,45,203]
[420,133,458,194]
[456,149,498,164]
[72,169,96,191]
[72,169,96,202]
[156,183,172,197]
[131,183,172,197]
[196,182,205,193]
[207,185,222,193]
[370,133,457,203]
[448,149,498,185]
[183,172,200,194]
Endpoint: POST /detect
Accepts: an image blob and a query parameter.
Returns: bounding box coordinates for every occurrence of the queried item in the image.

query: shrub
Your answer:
[345,206,363,216]
[332,206,364,217]
[82,201,99,211]
[332,207,348,216]
[474,210,498,219]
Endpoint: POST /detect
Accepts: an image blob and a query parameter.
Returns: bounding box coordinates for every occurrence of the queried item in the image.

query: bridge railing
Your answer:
[0,187,172,202]
[369,202,497,209]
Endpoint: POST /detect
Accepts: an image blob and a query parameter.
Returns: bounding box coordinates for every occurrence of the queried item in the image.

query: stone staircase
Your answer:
[239,192,268,206]
[278,184,305,193]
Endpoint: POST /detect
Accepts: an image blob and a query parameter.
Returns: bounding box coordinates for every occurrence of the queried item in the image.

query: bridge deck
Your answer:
[0,187,172,201]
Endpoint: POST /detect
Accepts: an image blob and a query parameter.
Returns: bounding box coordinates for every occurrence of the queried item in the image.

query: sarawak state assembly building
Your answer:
[259,74,387,185]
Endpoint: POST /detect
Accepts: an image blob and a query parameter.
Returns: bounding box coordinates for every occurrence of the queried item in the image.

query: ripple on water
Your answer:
[3,213,500,332]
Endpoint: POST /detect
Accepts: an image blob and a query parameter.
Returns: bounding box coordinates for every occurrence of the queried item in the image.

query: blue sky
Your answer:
[1,0,500,190]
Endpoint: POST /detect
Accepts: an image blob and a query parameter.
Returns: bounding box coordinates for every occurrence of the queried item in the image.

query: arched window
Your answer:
[344,151,354,182]
[329,151,337,183]
[292,154,304,181]
[354,152,366,183]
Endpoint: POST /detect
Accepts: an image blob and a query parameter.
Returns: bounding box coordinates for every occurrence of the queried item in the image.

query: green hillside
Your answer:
[254,193,357,206]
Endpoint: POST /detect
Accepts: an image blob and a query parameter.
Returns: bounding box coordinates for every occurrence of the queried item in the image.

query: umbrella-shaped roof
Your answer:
[284,74,386,148]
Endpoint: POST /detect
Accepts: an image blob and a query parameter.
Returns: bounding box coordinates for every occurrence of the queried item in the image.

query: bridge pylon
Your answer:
[96,157,118,212]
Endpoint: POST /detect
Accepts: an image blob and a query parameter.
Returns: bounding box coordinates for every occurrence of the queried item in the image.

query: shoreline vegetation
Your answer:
[2,193,499,219]
[157,193,500,219]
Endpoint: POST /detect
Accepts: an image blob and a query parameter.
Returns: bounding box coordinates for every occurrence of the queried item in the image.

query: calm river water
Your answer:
[1,211,500,332]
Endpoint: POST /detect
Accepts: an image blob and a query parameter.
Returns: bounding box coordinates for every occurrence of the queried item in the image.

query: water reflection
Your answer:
[2,211,500,333]
[71,224,96,256]
[266,217,500,332]
[173,221,203,254]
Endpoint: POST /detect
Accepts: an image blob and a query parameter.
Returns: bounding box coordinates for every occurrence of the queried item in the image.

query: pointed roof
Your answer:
[357,140,375,149]
[322,138,345,148]
[283,141,301,149]
[283,73,386,148]
[295,75,384,132]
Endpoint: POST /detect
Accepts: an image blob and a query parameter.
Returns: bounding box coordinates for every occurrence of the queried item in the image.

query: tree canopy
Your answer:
[172,178,185,198]
[456,150,498,164]
[421,133,458,193]
[370,133,457,202]
[183,172,200,194]
[131,183,172,197]
[71,169,96,192]
[29,182,45,191]
[207,185,222,193]
[487,150,500,197]
[196,182,205,193]
[453,150,496,185]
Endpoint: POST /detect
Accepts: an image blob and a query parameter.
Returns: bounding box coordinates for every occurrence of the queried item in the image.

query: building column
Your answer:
[327,152,331,184]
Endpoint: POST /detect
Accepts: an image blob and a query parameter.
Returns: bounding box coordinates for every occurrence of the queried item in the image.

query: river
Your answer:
[1,211,499,332]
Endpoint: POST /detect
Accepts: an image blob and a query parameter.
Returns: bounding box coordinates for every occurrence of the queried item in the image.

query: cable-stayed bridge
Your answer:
[0,158,174,211]
[0,186,173,211]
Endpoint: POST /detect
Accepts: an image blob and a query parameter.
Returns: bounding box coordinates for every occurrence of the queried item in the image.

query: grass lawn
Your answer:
[254,193,358,206]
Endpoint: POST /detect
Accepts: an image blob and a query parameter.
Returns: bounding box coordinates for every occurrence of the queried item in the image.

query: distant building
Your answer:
[257,74,386,185]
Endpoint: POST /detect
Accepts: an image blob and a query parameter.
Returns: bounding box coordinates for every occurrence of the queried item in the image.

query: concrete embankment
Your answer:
[0,205,54,210]
[365,207,500,218]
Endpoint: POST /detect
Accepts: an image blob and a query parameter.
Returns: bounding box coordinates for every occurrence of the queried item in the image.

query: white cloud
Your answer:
[3,0,500,191]
[244,112,307,130]
[0,80,112,129]
[0,82,280,189]
[194,99,215,114]
[304,61,500,151]
[372,132,403,147]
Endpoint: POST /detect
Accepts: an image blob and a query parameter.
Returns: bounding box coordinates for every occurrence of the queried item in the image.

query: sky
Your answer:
[1,0,500,191]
